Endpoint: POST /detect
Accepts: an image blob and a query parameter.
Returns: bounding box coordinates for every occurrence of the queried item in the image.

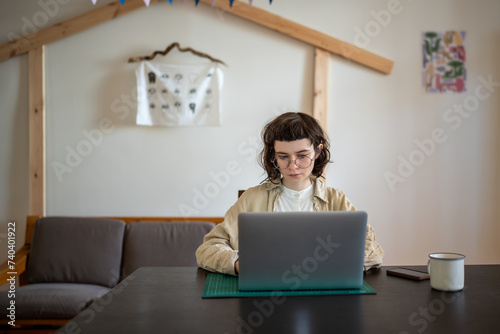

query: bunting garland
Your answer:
[90,1,273,5]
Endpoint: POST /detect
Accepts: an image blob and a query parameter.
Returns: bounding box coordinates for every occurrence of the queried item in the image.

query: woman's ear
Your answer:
[315,144,323,158]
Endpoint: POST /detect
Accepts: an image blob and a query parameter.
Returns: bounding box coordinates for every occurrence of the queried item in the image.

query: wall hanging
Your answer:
[422,30,466,93]
[130,42,225,126]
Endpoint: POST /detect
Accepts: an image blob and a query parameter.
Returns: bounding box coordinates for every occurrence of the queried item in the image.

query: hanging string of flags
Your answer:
[91,0,272,6]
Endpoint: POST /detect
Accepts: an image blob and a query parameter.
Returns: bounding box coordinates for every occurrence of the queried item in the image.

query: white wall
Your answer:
[0,0,499,266]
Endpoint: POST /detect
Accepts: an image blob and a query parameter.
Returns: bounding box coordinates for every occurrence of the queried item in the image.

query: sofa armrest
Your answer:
[0,245,30,283]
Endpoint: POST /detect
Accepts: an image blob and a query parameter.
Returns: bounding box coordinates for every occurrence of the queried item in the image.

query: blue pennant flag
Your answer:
[168,0,172,4]
[229,0,234,7]
[119,0,125,4]
[195,0,200,5]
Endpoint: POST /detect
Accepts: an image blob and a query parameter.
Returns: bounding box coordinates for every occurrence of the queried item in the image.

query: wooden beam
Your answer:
[313,47,330,129]
[0,0,158,63]
[199,0,393,74]
[1,0,393,74]
[29,46,46,216]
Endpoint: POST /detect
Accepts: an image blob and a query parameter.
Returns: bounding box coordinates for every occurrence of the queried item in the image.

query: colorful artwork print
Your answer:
[136,61,223,126]
[422,31,466,93]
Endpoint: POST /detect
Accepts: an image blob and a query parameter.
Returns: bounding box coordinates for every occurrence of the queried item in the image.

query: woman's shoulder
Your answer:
[313,178,355,210]
[241,180,281,196]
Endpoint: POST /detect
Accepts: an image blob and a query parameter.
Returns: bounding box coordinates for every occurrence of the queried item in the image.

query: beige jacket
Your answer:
[195,178,384,276]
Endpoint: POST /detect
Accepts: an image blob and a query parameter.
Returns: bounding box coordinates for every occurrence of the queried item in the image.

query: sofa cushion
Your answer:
[26,217,126,287]
[0,283,110,319]
[121,221,215,278]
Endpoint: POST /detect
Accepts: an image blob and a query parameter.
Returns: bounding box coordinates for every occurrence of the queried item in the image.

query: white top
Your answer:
[274,184,314,212]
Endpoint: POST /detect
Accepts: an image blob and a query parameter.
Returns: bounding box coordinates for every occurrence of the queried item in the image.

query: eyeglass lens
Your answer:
[274,155,313,169]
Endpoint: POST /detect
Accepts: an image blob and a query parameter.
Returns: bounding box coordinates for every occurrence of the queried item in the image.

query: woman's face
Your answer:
[273,138,322,191]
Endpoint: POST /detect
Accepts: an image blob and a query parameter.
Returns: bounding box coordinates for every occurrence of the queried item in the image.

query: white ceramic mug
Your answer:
[427,252,465,291]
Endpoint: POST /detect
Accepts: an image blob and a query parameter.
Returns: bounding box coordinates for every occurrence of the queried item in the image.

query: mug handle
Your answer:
[427,259,431,276]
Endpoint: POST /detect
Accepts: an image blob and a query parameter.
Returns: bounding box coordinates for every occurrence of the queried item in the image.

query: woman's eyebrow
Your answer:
[275,148,312,155]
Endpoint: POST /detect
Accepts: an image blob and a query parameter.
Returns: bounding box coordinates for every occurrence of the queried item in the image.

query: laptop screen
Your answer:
[238,211,367,291]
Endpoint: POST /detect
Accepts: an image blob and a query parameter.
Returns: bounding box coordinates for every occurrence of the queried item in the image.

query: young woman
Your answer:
[196,112,384,275]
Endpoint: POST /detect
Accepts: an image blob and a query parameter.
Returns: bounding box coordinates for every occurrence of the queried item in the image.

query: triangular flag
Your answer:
[248,0,253,5]
[211,0,216,6]
[91,0,97,4]
[229,0,234,7]
[168,0,172,4]
[119,0,125,4]
[195,0,200,5]
[270,0,273,4]
[144,0,151,6]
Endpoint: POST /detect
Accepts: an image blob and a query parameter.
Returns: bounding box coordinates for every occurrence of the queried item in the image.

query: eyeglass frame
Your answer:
[272,149,318,170]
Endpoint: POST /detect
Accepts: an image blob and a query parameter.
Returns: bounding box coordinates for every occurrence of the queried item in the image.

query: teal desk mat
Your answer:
[202,273,376,298]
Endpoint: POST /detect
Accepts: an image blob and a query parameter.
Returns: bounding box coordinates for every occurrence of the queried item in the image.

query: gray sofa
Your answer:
[0,216,217,330]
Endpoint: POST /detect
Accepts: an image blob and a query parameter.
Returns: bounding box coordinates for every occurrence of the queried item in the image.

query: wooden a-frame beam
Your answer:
[313,47,330,128]
[0,0,393,74]
[199,0,393,74]
[0,0,161,63]
[29,46,46,216]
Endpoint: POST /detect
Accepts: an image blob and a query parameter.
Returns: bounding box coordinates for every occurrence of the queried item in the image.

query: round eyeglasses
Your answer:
[273,154,314,170]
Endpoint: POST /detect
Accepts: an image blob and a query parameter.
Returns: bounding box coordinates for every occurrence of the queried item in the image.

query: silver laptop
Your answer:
[238,211,367,291]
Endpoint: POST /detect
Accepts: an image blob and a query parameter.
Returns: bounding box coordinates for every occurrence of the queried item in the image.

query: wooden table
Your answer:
[57,265,500,334]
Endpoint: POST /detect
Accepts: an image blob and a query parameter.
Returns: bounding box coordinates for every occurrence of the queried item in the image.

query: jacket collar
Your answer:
[265,177,329,204]
[312,177,329,204]
[265,178,283,192]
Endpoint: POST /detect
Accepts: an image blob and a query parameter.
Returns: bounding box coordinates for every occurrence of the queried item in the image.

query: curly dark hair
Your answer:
[258,112,331,183]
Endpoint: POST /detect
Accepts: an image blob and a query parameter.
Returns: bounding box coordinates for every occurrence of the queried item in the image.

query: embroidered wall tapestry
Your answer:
[136,61,223,126]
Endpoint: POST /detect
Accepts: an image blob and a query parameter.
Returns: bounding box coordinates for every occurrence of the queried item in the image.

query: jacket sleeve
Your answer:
[333,189,384,271]
[364,224,384,271]
[195,198,242,276]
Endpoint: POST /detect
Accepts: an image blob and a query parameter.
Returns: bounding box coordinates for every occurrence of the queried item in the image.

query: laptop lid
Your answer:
[238,211,367,291]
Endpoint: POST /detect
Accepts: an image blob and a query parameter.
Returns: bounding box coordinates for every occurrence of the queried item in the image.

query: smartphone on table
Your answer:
[386,267,430,280]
